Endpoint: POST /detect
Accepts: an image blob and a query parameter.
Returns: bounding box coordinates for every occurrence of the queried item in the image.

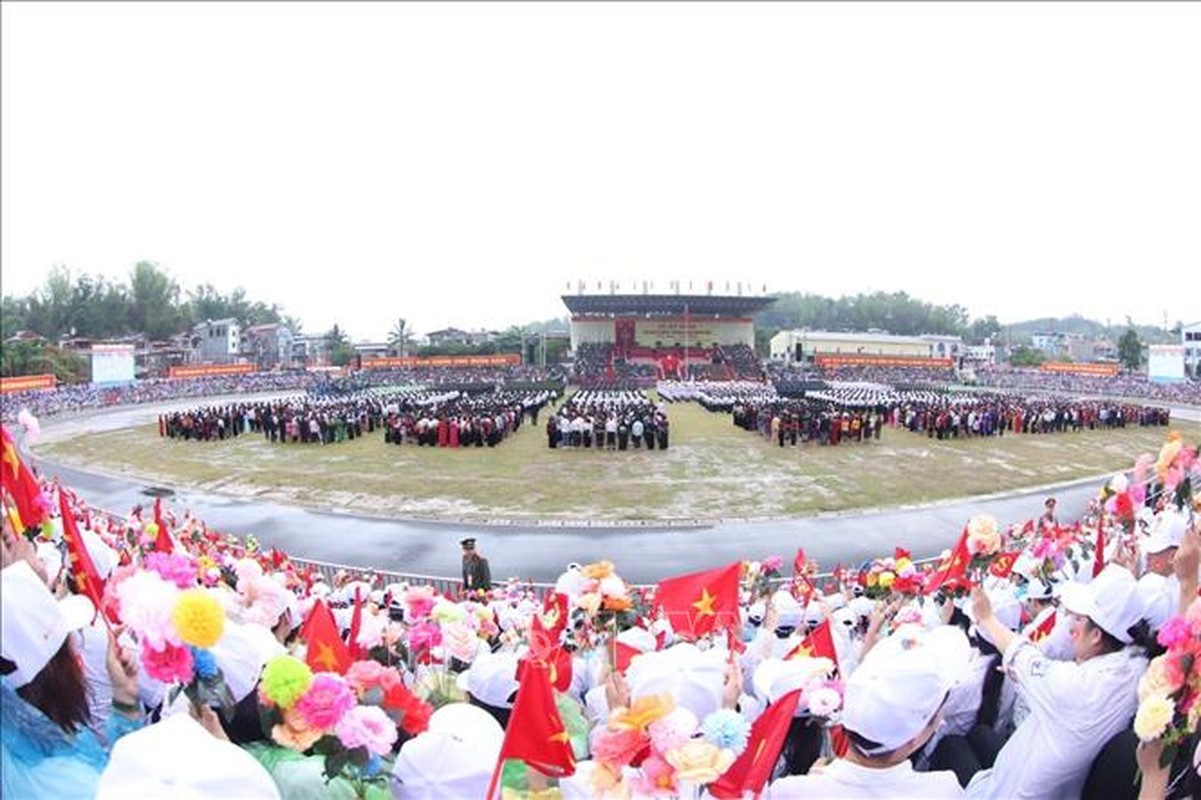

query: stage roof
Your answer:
[561,294,776,318]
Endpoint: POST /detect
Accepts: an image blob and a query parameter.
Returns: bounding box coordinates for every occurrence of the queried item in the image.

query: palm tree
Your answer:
[387,317,411,357]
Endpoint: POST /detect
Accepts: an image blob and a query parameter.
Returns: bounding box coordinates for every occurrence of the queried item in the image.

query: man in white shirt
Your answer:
[964,565,1148,799]
[768,626,969,798]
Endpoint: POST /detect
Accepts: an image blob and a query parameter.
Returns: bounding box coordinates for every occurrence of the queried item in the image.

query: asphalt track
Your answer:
[23,397,1201,585]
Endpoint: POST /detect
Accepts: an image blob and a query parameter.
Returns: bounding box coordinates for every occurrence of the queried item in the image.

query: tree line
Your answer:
[1,262,292,344]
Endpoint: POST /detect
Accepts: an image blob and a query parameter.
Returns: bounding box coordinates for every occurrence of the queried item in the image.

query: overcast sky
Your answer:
[3,2,1198,342]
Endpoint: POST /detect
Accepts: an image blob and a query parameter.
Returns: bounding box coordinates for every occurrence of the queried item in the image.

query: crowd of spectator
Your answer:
[6,432,1198,798]
[975,366,1201,405]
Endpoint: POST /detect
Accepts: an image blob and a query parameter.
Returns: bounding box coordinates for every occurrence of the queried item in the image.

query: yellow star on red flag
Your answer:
[692,587,717,616]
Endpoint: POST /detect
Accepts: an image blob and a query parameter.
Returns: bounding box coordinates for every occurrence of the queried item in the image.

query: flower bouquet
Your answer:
[1133,598,1201,768]
[741,556,783,601]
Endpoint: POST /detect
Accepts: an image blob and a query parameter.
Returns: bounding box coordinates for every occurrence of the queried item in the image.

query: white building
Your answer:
[1182,321,1201,379]
[189,318,241,364]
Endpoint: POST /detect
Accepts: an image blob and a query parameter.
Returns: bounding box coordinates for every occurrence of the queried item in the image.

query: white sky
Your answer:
[3,2,1199,342]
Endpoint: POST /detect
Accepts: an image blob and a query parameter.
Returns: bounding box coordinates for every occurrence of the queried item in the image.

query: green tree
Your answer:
[1009,346,1045,367]
[129,261,183,340]
[387,318,411,357]
[1118,328,1143,371]
[968,315,1003,344]
[325,324,355,367]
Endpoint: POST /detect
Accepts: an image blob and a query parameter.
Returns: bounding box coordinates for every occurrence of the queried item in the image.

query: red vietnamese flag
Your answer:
[614,641,642,674]
[58,488,107,622]
[1028,610,1057,643]
[152,497,175,554]
[520,612,573,692]
[541,591,570,640]
[346,586,366,660]
[923,527,972,595]
[793,548,808,576]
[1,424,51,531]
[485,658,575,798]
[989,551,1021,579]
[1093,527,1105,578]
[301,599,353,674]
[708,688,802,799]
[784,619,840,672]
[653,563,741,640]
[894,546,912,562]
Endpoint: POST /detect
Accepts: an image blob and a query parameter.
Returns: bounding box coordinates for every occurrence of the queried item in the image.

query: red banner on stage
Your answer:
[361,354,521,369]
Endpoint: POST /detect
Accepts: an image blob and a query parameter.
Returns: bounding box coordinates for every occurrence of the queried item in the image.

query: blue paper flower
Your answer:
[701,708,751,755]
[191,647,219,680]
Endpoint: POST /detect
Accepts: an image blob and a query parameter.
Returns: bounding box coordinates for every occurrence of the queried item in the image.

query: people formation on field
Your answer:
[3,430,1200,798]
[155,388,559,449]
[546,390,671,451]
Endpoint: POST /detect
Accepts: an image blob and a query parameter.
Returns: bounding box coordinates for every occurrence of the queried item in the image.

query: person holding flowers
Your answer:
[961,564,1150,798]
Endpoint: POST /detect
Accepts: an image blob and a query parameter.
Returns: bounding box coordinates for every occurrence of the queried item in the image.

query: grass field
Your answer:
[33,397,1198,523]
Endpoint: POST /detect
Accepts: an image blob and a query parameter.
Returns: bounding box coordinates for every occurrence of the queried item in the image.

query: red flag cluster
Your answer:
[652,562,741,640]
[1,424,50,531]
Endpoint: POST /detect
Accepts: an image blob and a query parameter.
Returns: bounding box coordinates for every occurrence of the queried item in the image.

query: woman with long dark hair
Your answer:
[1,523,143,798]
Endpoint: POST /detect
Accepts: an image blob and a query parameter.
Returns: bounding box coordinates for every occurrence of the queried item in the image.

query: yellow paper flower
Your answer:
[1138,656,1173,702]
[1157,435,1184,481]
[664,741,736,784]
[878,571,896,589]
[609,693,675,731]
[966,514,1001,556]
[172,589,226,648]
[577,592,602,616]
[582,561,615,580]
[1133,694,1176,742]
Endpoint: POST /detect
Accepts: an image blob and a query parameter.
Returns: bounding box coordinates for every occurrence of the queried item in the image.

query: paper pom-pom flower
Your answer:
[172,589,226,648]
[701,709,751,755]
[665,740,736,784]
[260,655,314,709]
[335,704,399,756]
[294,673,356,732]
[191,647,219,680]
[141,641,194,684]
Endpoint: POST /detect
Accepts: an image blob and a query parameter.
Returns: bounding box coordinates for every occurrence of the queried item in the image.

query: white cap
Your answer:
[457,651,520,709]
[615,626,657,655]
[625,643,725,720]
[1143,510,1188,555]
[848,597,875,619]
[82,529,118,580]
[208,622,284,704]
[391,703,503,799]
[1025,577,1057,601]
[1059,565,1144,644]
[1,561,95,687]
[771,590,802,629]
[96,713,280,799]
[752,657,836,707]
[841,626,972,754]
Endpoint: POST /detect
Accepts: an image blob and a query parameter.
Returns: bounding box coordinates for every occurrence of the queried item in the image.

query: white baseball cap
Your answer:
[391,703,503,799]
[1,561,95,687]
[841,626,972,754]
[1143,510,1188,555]
[1059,565,1145,644]
[456,651,520,709]
[625,643,725,721]
[96,713,280,799]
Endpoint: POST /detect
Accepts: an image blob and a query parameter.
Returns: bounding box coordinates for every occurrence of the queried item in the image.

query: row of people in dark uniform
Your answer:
[547,390,670,450]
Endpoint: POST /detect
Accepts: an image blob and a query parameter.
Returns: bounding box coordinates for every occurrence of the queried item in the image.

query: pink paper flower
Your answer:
[649,707,699,754]
[141,641,194,684]
[335,704,399,756]
[294,673,357,732]
[630,752,678,796]
[404,585,437,620]
[346,659,390,695]
[407,620,442,652]
[145,552,199,589]
[592,726,650,767]
[1158,616,1193,651]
